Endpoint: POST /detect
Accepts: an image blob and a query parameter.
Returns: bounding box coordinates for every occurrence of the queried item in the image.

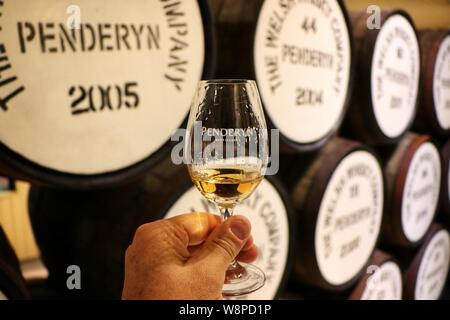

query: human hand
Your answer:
[122,212,257,300]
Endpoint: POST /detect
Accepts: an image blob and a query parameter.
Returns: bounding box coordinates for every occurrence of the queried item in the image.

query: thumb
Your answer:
[190,215,251,272]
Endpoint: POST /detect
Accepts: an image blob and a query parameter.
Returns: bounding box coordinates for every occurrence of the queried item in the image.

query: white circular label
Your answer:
[315,150,384,285]
[165,179,290,300]
[361,261,402,300]
[371,14,420,138]
[433,35,450,130]
[254,0,351,144]
[0,0,205,174]
[401,142,441,242]
[415,229,450,300]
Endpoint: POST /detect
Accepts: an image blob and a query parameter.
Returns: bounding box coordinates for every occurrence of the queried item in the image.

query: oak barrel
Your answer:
[290,137,384,291]
[343,10,420,145]
[0,0,215,189]
[212,0,354,152]
[382,133,441,247]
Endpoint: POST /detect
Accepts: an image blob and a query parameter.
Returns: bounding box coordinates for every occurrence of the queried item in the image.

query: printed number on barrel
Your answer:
[69,82,140,115]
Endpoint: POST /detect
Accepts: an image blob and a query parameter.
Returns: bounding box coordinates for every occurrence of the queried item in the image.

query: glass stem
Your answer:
[219,206,233,221]
[218,206,247,282]
[219,206,237,266]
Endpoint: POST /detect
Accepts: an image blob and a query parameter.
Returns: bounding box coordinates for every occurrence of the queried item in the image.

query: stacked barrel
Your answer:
[0,0,448,300]
[0,0,216,299]
[279,3,449,299]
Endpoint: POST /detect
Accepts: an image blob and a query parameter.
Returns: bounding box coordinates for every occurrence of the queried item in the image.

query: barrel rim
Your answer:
[296,140,385,291]
[252,0,355,152]
[157,174,296,300]
[0,0,216,190]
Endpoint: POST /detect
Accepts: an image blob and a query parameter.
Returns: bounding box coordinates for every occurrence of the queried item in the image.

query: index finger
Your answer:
[168,212,221,246]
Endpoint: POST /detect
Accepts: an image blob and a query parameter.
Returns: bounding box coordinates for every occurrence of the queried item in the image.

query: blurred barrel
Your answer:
[382,133,441,247]
[0,0,214,189]
[212,0,354,152]
[414,30,450,136]
[348,250,402,300]
[439,139,450,225]
[343,10,420,145]
[0,226,30,299]
[290,138,384,290]
[403,224,450,300]
[28,155,294,300]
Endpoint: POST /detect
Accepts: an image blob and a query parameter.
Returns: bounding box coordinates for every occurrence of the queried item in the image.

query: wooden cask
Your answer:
[382,133,441,247]
[403,224,450,300]
[290,137,384,290]
[414,30,450,136]
[28,157,294,300]
[343,10,420,145]
[212,0,354,152]
[348,250,402,300]
[0,0,215,189]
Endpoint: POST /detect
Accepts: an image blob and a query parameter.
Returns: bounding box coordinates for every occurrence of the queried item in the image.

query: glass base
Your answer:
[222,262,265,297]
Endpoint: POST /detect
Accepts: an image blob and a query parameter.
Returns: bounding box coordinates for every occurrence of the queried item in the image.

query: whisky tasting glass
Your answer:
[185,79,269,296]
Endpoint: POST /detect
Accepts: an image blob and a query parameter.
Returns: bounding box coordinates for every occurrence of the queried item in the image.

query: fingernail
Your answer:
[230,219,250,240]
